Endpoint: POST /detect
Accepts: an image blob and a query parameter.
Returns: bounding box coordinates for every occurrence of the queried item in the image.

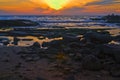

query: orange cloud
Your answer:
[30,0,98,10]
[0,0,120,15]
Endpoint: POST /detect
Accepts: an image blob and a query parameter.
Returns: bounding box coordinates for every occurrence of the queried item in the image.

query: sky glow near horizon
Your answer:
[0,0,120,15]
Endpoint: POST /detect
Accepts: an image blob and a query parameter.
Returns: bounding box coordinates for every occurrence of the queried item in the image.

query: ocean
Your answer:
[0,15,120,46]
[0,15,119,28]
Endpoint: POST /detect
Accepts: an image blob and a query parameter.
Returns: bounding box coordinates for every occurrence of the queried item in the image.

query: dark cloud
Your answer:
[0,10,8,15]
[0,10,7,13]
[0,10,14,15]
[86,0,120,6]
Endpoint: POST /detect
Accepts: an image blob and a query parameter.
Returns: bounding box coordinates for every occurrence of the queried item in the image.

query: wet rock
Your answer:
[84,42,96,48]
[13,37,19,45]
[63,47,72,53]
[3,59,9,62]
[0,75,23,80]
[15,62,22,69]
[45,48,59,54]
[36,77,46,80]
[110,64,120,77]
[82,55,103,71]
[25,57,34,62]
[42,42,49,47]
[102,58,115,71]
[42,40,63,49]
[101,44,120,63]
[0,19,39,27]
[114,35,120,41]
[74,53,83,61]
[83,31,113,44]
[63,34,80,43]
[68,42,82,48]
[65,75,75,80]
[99,31,110,35]
[80,48,93,56]
[31,42,40,48]
[23,54,40,62]
[0,38,10,45]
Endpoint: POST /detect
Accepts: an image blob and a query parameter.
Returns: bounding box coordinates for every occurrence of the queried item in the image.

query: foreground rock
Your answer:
[110,64,120,77]
[0,30,120,80]
[83,31,113,44]
[31,42,41,48]
[98,44,120,63]
[42,40,62,48]
[63,34,80,43]
[114,35,120,41]
[82,55,103,71]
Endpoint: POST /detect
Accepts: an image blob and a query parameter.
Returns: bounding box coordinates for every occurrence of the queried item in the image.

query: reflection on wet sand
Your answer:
[0,26,120,47]
[3,36,62,47]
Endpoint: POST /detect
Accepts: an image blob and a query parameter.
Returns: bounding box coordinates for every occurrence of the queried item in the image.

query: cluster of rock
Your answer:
[91,14,120,23]
[0,19,39,27]
[103,14,120,23]
[18,31,120,78]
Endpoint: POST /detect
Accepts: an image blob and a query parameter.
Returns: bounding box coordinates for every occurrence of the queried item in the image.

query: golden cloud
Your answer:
[30,0,98,10]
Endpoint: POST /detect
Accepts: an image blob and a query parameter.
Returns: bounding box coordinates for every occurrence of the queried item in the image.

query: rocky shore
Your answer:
[0,30,120,80]
[0,19,39,27]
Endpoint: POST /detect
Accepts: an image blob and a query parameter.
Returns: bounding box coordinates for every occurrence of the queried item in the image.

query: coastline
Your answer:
[0,26,120,80]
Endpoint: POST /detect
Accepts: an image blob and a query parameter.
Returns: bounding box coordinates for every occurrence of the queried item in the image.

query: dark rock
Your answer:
[3,59,9,62]
[113,50,120,63]
[32,42,40,48]
[82,55,103,71]
[63,35,80,43]
[13,37,19,45]
[80,48,93,56]
[0,38,10,45]
[102,57,115,71]
[65,75,75,80]
[0,19,39,27]
[3,41,9,45]
[42,42,49,47]
[98,31,110,35]
[15,62,22,69]
[84,42,96,48]
[74,53,83,61]
[36,77,46,80]
[45,48,60,54]
[103,14,120,23]
[110,64,120,77]
[83,31,113,44]
[63,47,72,53]
[101,44,120,63]
[113,35,120,41]
[24,57,34,62]
[68,42,82,48]
[42,40,63,48]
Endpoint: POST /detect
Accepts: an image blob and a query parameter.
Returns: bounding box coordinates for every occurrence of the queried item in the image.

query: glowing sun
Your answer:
[45,0,69,10]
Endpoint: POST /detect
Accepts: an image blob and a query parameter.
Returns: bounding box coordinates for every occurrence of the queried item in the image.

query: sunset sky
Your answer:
[0,0,120,15]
